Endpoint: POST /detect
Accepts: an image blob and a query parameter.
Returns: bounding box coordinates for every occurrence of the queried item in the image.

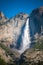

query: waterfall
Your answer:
[18,18,31,53]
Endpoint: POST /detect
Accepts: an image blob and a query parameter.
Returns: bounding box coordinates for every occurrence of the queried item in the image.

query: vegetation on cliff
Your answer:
[0,58,7,65]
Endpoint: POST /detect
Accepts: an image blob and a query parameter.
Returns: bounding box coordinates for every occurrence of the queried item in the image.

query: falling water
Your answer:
[18,18,31,53]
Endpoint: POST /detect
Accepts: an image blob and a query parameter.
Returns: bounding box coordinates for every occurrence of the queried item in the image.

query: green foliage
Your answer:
[34,39,43,50]
[0,43,16,65]
[0,58,7,65]
[0,43,13,55]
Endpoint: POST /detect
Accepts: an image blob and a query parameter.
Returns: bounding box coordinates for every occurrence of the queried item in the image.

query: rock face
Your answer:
[29,7,43,47]
[0,12,28,48]
[0,7,43,65]
[0,7,43,51]
[30,6,43,37]
[0,16,14,47]
[20,49,43,65]
[0,12,8,23]
[0,12,29,64]
[12,13,29,49]
[0,47,12,63]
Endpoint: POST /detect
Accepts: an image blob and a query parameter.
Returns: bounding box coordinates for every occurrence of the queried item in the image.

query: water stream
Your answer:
[18,18,31,53]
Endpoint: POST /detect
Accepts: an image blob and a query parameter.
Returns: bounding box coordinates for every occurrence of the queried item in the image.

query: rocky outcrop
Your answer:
[0,42,20,65]
[0,18,14,47]
[0,12,8,24]
[0,12,28,48]
[0,47,12,63]
[30,7,43,37]
[29,7,43,48]
[20,49,43,65]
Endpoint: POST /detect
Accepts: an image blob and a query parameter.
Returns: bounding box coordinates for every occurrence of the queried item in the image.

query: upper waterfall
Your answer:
[18,18,31,53]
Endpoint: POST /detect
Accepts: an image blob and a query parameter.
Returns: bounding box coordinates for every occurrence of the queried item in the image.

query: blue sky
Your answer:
[0,0,43,18]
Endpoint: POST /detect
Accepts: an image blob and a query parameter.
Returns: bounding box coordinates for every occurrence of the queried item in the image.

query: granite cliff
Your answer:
[0,7,43,65]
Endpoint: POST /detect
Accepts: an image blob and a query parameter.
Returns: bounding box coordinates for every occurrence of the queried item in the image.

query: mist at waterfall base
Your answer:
[16,18,31,53]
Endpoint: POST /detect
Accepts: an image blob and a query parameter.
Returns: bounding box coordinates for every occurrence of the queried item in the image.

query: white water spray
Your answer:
[18,18,31,53]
